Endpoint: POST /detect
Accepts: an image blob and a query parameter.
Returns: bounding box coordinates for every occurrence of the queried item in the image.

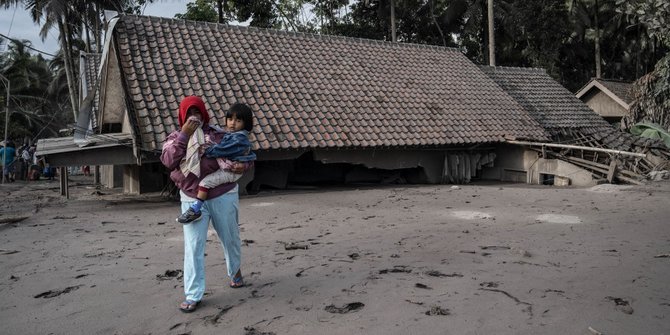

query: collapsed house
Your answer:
[36,15,667,194]
[481,66,669,185]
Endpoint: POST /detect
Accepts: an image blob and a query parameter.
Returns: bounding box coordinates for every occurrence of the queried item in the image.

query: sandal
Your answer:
[230,275,245,288]
[179,299,200,313]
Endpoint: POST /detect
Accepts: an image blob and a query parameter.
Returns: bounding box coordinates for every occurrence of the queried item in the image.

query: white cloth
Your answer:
[179,128,205,177]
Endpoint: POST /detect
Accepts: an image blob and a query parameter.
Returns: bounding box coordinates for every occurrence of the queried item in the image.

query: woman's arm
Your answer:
[161,119,200,170]
[160,131,189,170]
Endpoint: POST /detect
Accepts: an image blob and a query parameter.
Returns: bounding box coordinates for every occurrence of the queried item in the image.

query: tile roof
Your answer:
[480,66,612,131]
[480,66,657,151]
[112,15,548,153]
[594,79,633,104]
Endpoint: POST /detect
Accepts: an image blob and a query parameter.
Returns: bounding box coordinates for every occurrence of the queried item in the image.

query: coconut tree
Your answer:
[0,39,64,140]
[1,0,129,121]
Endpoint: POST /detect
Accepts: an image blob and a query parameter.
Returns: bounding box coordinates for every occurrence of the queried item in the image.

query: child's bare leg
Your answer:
[196,189,209,201]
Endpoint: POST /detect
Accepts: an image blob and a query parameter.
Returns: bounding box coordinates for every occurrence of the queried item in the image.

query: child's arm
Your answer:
[204,132,254,160]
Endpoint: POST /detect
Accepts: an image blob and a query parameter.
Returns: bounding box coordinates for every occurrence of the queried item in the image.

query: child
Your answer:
[177,103,256,223]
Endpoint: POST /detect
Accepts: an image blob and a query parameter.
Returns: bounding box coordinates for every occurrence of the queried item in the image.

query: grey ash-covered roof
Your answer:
[481,66,656,151]
[480,66,612,131]
[596,79,633,105]
[112,14,548,152]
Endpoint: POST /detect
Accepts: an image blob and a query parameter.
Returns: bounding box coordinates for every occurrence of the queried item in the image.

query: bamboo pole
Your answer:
[507,140,647,158]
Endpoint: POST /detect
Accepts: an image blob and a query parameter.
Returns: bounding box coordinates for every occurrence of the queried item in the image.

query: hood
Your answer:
[178,96,210,127]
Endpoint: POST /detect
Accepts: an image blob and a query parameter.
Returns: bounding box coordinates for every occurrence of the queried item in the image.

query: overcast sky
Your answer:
[0,0,189,58]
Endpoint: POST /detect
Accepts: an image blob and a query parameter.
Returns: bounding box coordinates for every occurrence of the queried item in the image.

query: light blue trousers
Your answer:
[181,187,241,302]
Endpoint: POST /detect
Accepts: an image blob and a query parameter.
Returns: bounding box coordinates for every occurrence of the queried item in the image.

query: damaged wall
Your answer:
[527,156,595,186]
[481,144,596,186]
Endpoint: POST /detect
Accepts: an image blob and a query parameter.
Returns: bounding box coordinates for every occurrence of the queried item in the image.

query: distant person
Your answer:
[0,141,17,182]
[177,103,256,223]
[160,96,253,313]
[82,165,91,176]
[27,145,40,181]
[43,163,56,180]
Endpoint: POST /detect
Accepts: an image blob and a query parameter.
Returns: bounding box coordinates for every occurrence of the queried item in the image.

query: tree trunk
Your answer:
[480,1,487,64]
[594,0,601,78]
[217,0,223,24]
[390,0,396,42]
[95,3,102,53]
[85,23,91,53]
[488,0,495,66]
[430,0,447,47]
[58,18,79,120]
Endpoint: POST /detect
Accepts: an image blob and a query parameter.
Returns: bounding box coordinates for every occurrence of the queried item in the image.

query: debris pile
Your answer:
[513,127,670,185]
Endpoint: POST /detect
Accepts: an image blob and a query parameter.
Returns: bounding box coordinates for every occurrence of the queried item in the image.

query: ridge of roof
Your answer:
[124,14,463,53]
[479,65,547,73]
[595,78,632,84]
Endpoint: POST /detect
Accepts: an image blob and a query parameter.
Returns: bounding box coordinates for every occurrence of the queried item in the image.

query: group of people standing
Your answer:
[0,141,55,182]
[1,141,39,182]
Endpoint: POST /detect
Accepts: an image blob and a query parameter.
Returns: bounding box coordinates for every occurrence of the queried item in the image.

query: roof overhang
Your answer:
[575,80,630,110]
[36,133,136,166]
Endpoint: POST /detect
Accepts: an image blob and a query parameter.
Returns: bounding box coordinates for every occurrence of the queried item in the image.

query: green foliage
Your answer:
[625,50,670,131]
[174,0,219,22]
[0,40,68,141]
[616,0,670,130]
[617,0,670,48]
[498,0,570,78]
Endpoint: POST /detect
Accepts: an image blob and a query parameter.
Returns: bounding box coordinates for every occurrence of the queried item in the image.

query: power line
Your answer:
[0,32,57,57]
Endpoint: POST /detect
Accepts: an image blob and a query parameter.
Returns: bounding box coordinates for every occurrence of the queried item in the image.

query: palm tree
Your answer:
[1,0,128,121]
[568,0,618,78]
[0,39,64,140]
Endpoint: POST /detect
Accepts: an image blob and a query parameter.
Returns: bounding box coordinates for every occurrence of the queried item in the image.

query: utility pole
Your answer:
[0,73,9,184]
[488,0,495,66]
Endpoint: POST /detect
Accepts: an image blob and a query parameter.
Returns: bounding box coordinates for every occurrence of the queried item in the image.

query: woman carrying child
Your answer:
[177,102,256,223]
[160,96,254,313]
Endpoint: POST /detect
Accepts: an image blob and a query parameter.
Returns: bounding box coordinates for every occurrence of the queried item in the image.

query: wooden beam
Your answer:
[607,160,617,183]
[507,140,647,158]
[59,167,69,199]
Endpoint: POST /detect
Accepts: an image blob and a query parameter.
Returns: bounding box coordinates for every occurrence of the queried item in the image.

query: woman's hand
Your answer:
[181,119,201,137]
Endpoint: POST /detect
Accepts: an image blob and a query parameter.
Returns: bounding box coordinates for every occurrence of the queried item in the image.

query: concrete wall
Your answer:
[481,144,596,186]
[527,157,596,187]
[100,165,123,188]
[481,144,527,182]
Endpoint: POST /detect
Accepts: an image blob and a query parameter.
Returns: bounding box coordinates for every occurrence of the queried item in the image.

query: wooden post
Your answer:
[59,167,69,199]
[607,160,617,183]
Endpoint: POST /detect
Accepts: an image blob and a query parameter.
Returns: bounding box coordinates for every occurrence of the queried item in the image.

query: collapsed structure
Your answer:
[482,66,668,185]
